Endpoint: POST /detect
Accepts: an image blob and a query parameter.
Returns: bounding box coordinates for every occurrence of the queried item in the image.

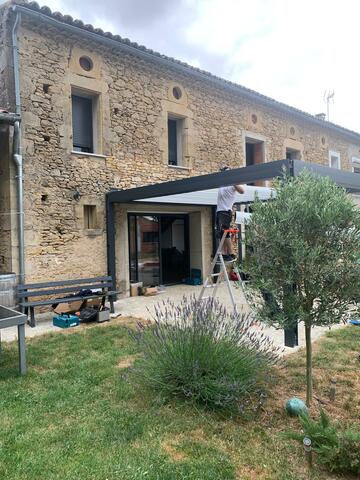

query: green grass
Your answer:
[0,321,359,480]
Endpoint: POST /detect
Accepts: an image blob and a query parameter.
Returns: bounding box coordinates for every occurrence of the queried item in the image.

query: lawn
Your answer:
[0,319,359,480]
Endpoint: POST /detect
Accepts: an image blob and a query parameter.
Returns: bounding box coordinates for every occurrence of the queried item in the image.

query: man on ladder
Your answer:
[199,167,246,310]
[216,166,245,261]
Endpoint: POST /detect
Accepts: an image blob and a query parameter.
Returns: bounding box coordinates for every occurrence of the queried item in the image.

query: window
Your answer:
[72,90,99,154]
[245,136,265,186]
[84,205,97,229]
[245,137,264,166]
[329,151,341,169]
[79,56,93,72]
[353,167,360,174]
[168,116,184,166]
[172,86,182,100]
[286,148,301,160]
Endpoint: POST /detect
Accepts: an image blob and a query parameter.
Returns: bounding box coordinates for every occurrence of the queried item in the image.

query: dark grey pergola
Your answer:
[106,158,360,348]
[106,158,360,288]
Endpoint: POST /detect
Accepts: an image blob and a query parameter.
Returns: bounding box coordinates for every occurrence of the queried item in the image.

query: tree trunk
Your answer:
[305,324,312,407]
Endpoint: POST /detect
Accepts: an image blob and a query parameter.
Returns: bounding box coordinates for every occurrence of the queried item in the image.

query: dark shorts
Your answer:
[216,210,232,238]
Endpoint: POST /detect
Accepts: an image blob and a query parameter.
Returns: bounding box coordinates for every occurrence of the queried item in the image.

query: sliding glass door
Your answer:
[129,215,160,286]
[128,214,189,286]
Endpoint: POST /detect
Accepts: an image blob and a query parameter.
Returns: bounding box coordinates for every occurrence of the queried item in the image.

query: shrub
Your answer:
[129,296,280,412]
[286,409,338,450]
[245,170,360,405]
[325,428,360,475]
[287,409,360,475]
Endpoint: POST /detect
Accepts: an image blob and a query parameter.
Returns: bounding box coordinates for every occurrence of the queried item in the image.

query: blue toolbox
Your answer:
[53,314,80,329]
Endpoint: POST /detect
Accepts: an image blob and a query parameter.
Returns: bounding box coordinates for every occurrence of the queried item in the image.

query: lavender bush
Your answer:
[129,296,281,412]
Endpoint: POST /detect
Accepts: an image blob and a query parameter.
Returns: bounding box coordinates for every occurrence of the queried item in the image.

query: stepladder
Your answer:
[198,229,248,311]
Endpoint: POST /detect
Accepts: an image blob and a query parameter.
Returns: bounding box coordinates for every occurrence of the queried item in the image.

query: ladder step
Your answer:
[211,272,221,277]
[205,284,216,288]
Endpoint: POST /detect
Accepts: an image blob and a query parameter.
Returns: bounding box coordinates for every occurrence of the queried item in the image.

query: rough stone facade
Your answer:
[1,2,360,293]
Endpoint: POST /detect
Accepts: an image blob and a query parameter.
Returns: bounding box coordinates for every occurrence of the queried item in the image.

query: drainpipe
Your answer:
[11,9,25,285]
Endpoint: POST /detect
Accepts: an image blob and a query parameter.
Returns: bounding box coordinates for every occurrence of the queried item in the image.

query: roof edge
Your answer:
[9,0,360,143]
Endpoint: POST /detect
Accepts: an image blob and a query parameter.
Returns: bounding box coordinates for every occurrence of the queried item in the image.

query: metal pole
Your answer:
[106,196,117,293]
[17,323,27,375]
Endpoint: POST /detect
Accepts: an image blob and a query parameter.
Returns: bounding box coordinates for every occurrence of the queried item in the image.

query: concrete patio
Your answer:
[0,284,342,355]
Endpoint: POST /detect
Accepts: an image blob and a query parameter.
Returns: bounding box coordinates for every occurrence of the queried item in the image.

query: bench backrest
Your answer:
[17,276,113,299]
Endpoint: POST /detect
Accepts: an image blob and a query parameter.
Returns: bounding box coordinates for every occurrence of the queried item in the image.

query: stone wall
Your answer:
[0,125,12,272]
[0,5,15,110]
[2,8,360,288]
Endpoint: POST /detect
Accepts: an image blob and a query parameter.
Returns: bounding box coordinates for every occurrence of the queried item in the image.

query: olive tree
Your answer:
[245,170,360,405]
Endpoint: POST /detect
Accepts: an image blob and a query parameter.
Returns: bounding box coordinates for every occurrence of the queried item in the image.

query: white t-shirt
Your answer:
[217,186,237,212]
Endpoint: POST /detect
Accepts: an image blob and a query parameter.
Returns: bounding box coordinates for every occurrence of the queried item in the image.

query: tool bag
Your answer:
[79,307,98,323]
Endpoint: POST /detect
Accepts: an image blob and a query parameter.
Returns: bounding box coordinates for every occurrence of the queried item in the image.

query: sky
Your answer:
[3,0,360,132]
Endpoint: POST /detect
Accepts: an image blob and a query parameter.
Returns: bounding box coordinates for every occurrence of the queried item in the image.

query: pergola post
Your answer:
[106,195,116,293]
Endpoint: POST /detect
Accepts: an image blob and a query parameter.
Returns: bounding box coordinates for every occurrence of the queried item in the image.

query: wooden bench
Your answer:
[17,276,117,327]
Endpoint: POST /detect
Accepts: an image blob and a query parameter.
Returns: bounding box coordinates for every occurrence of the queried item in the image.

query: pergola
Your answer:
[106,158,360,287]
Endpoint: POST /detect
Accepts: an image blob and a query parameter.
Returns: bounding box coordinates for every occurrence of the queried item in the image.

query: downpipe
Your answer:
[12,122,25,285]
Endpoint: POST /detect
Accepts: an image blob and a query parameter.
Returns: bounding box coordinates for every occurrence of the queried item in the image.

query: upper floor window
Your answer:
[245,136,265,166]
[168,115,184,166]
[286,148,301,160]
[329,150,341,169]
[71,89,100,154]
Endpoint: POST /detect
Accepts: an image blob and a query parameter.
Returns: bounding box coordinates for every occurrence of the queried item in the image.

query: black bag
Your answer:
[79,307,98,323]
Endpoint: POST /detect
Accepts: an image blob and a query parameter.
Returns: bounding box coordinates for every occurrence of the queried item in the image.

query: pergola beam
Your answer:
[292,160,360,192]
[107,159,292,204]
[106,158,360,296]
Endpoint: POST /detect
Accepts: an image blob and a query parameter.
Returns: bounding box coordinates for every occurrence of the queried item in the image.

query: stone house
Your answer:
[1,0,360,295]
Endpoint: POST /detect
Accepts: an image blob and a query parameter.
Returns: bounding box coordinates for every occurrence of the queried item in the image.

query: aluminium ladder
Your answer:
[198,228,247,311]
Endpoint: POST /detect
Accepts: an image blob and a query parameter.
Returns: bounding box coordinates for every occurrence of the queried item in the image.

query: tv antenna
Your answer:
[324,90,335,121]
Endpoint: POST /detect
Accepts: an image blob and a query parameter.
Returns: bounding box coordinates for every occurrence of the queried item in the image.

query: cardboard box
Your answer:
[130,282,143,297]
[53,299,83,315]
[142,286,158,296]
[85,297,103,308]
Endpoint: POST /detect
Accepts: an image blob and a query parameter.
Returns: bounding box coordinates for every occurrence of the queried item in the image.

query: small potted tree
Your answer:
[245,170,360,405]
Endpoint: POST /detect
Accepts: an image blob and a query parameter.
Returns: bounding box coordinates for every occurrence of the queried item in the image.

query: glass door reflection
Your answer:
[136,215,160,286]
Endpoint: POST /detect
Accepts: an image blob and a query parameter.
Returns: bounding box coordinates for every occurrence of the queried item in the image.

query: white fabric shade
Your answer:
[135,185,274,206]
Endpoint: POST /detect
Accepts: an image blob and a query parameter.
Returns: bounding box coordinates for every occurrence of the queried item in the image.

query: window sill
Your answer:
[167,164,191,171]
[71,151,107,159]
[83,228,103,237]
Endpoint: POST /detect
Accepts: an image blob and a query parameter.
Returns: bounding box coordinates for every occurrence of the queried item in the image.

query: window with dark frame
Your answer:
[83,205,97,229]
[72,94,94,153]
[245,137,265,186]
[286,148,301,160]
[168,118,178,165]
